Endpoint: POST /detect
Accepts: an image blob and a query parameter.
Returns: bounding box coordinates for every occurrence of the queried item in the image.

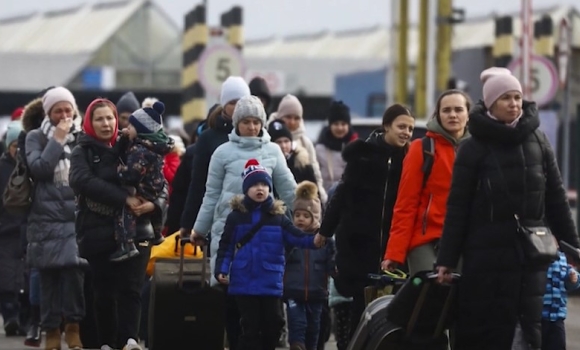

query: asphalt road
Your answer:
[2,299,580,350]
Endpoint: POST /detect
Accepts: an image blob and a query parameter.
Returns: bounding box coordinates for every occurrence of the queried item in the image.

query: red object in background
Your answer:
[163,152,181,196]
[11,107,24,121]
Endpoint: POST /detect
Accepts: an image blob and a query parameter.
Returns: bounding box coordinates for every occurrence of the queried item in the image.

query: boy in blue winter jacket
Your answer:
[284,181,335,350]
[541,251,580,350]
[215,159,326,350]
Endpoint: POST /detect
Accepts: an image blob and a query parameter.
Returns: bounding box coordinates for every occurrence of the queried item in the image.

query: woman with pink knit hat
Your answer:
[435,68,579,349]
[269,95,327,203]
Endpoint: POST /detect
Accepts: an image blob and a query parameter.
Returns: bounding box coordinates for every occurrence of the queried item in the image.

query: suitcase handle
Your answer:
[405,271,461,337]
[178,236,209,289]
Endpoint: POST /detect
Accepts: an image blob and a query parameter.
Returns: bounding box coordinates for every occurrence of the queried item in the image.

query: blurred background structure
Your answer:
[0,0,580,192]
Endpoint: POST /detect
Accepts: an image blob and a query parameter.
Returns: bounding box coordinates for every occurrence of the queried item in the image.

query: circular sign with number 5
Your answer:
[198,44,246,96]
[507,54,558,107]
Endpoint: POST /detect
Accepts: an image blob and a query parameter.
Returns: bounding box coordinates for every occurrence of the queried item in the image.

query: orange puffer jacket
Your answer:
[385,128,465,264]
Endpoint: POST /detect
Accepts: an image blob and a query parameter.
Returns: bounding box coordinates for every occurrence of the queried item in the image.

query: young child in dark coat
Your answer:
[215,159,326,350]
[284,181,335,350]
[111,101,173,262]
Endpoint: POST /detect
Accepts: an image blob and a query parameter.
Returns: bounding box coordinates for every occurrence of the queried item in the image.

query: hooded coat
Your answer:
[24,99,84,268]
[319,131,406,297]
[436,101,580,350]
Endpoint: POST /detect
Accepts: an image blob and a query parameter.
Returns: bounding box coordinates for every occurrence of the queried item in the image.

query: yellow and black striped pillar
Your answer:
[534,15,554,58]
[181,5,208,132]
[493,16,513,67]
[436,0,452,95]
[221,6,244,51]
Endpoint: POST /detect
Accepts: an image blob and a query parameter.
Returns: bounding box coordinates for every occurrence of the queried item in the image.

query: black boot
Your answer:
[24,305,41,347]
[109,241,139,262]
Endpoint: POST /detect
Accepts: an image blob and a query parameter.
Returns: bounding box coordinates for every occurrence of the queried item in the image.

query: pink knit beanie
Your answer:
[42,86,76,115]
[480,67,522,109]
[277,94,303,119]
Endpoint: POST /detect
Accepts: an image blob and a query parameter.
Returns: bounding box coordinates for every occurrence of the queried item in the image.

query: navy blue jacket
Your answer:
[284,235,335,301]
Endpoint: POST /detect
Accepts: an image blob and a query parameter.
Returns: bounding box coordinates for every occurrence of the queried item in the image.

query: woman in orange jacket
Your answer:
[382,90,471,275]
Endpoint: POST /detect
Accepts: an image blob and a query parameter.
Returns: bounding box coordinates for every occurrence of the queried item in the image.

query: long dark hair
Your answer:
[382,103,414,127]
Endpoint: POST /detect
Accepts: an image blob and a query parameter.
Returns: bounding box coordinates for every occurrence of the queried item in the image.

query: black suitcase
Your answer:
[148,237,225,350]
[348,270,459,350]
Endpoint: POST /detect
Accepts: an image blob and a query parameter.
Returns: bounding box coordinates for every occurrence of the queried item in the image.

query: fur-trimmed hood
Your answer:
[230,195,286,215]
[21,98,44,132]
[292,145,310,169]
[21,97,83,133]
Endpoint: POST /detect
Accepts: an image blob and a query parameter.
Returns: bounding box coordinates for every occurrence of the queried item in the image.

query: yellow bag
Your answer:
[146,232,204,276]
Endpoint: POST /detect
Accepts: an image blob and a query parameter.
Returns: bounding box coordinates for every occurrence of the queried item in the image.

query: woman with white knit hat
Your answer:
[191,95,297,349]
[25,86,85,350]
[178,76,250,349]
[179,76,250,236]
[269,94,327,203]
[435,67,579,350]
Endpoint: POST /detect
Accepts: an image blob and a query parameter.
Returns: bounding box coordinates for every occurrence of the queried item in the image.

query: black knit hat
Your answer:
[328,100,351,125]
[267,120,293,142]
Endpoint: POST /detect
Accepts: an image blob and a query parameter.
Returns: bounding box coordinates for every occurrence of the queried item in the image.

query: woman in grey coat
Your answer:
[25,87,85,350]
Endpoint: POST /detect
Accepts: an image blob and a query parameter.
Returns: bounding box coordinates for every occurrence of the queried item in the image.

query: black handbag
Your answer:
[488,132,558,264]
[514,214,558,264]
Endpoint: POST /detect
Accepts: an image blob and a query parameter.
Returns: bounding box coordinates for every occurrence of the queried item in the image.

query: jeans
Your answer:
[286,299,324,349]
[39,267,85,329]
[541,319,566,350]
[29,269,40,306]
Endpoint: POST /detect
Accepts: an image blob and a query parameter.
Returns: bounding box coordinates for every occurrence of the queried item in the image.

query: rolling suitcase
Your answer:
[348,270,460,350]
[148,237,225,350]
[348,271,407,350]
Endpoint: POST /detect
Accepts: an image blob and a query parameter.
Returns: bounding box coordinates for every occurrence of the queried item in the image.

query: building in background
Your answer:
[0,0,181,91]
[244,5,580,117]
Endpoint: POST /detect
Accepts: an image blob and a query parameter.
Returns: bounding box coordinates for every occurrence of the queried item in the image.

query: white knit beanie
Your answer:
[220,76,251,106]
[232,96,267,128]
[42,87,76,115]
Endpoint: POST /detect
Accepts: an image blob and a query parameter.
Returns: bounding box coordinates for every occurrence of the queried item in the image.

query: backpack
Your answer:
[3,131,47,214]
[420,136,435,189]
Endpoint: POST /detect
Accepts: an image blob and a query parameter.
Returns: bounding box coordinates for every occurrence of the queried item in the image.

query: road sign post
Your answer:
[558,17,573,191]
[198,44,246,98]
[508,54,558,107]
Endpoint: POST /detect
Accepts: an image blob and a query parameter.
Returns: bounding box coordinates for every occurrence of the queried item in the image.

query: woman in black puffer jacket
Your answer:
[436,68,580,350]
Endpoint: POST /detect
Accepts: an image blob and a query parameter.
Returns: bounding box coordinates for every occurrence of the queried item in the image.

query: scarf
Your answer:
[138,129,170,144]
[40,117,78,187]
[486,110,523,128]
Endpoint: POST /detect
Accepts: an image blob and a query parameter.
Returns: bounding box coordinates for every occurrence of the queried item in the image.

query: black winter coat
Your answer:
[436,101,580,350]
[165,144,195,234]
[0,152,25,294]
[286,145,317,185]
[180,114,233,230]
[319,131,406,297]
[69,134,168,258]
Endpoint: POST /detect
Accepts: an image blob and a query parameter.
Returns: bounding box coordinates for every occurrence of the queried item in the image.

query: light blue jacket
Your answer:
[194,128,297,285]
